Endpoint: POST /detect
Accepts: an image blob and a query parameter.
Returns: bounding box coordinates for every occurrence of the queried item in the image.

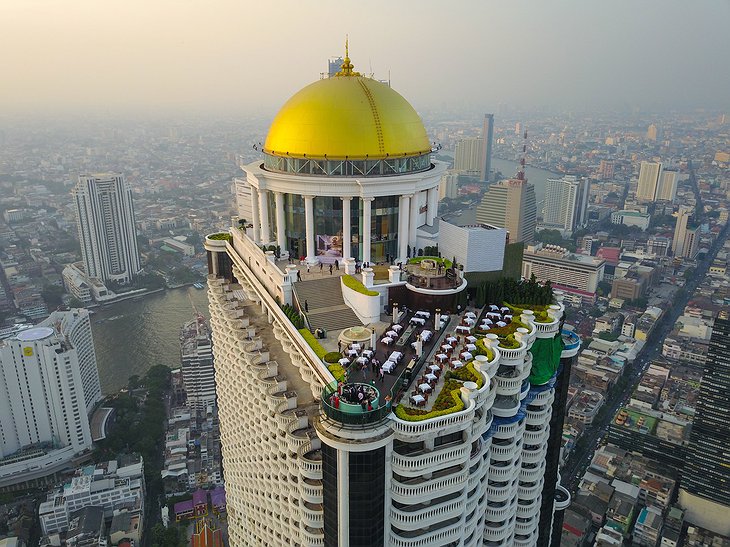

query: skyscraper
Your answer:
[476,178,537,242]
[672,206,699,258]
[636,161,663,202]
[0,309,100,489]
[481,113,495,182]
[655,169,678,202]
[180,314,215,410]
[542,175,590,234]
[73,173,141,285]
[678,312,730,536]
[207,48,568,547]
[454,136,484,176]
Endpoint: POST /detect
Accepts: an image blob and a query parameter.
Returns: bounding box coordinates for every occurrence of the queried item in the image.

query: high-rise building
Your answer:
[476,178,537,242]
[439,172,459,200]
[454,137,484,176]
[655,169,678,202]
[542,175,590,234]
[646,124,659,141]
[636,161,663,202]
[481,114,495,182]
[207,49,570,547]
[679,312,730,536]
[73,173,141,285]
[598,160,615,180]
[672,206,699,258]
[180,314,215,410]
[0,309,100,489]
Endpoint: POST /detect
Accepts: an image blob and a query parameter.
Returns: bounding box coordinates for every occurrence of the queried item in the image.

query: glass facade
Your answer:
[281,194,401,262]
[263,154,431,178]
[322,444,338,547]
[349,448,385,546]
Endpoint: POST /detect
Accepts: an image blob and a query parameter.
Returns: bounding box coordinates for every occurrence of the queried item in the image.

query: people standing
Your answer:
[306,264,310,274]
[329,264,333,275]
[296,270,302,282]
[319,262,324,272]
[304,300,309,313]
[334,259,339,270]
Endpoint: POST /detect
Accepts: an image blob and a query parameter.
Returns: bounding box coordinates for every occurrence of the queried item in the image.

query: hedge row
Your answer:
[395,379,465,421]
[342,274,378,296]
[282,304,305,329]
[298,328,327,360]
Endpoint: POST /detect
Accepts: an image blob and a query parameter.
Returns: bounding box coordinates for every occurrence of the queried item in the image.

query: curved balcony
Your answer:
[514,519,538,537]
[516,500,541,519]
[485,485,513,503]
[391,467,468,504]
[495,369,523,397]
[554,484,571,511]
[297,442,322,480]
[492,395,521,418]
[523,428,548,445]
[518,480,542,499]
[495,342,528,364]
[390,403,475,441]
[389,519,462,547]
[490,441,519,462]
[513,529,538,546]
[301,526,324,546]
[301,502,323,529]
[390,498,463,532]
[521,446,546,465]
[526,406,551,426]
[320,383,391,426]
[482,519,513,543]
[520,462,545,483]
[484,502,514,521]
[488,462,514,481]
[392,443,471,477]
[533,317,561,338]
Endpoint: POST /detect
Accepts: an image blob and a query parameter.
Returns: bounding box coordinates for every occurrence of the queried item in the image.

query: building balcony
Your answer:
[390,466,468,504]
[492,395,521,418]
[389,518,462,547]
[391,442,471,477]
[494,368,523,397]
[390,403,475,441]
[389,497,463,532]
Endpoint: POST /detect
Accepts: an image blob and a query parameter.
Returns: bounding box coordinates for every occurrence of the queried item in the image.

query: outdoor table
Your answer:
[451,360,464,369]
[347,349,358,357]
[496,321,507,328]
[441,344,452,351]
[489,304,499,311]
[410,317,426,325]
[410,394,425,405]
[429,364,441,373]
[418,383,432,393]
[464,318,475,326]
[381,337,393,345]
[466,343,477,351]
[362,349,373,358]
[356,356,368,364]
[446,336,457,344]
[455,325,471,334]
[415,311,430,318]
[436,353,448,362]
[391,324,403,332]
[386,330,397,338]
[480,324,491,331]
[425,373,437,382]
[338,358,350,365]
[351,343,361,350]
[483,318,493,325]
[460,351,473,360]
[466,335,477,343]
[389,351,403,361]
[500,307,510,314]
[504,314,513,321]
[465,311,477,318]
[381,361,396,373]
[420,330,433,340]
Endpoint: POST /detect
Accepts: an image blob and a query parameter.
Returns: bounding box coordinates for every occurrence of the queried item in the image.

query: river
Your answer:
[91,287,210,394]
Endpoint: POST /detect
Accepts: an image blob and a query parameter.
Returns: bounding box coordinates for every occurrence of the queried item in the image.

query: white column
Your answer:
[398,195,410,262]
[427,187,438,226]
[304,195,317,264]
[337,449,349,546]
[409,192,419,250]
[250,186,261,243]
[342,197,352,259]
[258,188,271,243]
[274,191,286,252]
[362,197,373,263]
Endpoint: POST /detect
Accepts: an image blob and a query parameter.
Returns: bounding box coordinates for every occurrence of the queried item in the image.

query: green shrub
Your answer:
[394,380,464,421]
[446,363,485,389]
[407,256,453,269]
[207,232,231,241]
[327,364,346,382]
[324,352,341,364]
[498,334,521,349]
[281,303,305,329]
[473,338,494,361]
[342,275,378,296]
[298,328,327,359]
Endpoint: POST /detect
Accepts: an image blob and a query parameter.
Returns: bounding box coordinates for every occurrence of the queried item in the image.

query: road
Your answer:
[561,221,729,492]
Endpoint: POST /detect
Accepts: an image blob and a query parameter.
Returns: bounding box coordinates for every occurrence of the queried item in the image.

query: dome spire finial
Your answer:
[336,35,360,77]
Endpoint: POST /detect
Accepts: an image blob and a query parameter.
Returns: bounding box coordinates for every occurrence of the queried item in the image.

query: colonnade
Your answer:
[248,186,440,264]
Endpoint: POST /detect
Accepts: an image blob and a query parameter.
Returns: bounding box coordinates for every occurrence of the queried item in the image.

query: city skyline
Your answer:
[1,1,728,116]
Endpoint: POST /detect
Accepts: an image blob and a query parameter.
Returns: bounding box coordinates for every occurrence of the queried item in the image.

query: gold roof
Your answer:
[264,53,430,161]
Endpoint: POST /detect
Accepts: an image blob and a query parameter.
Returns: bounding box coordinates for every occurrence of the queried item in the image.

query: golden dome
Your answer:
[264,73,431,161]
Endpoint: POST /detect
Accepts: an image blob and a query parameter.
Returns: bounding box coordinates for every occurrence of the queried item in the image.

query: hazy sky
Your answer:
[2,0,728,116]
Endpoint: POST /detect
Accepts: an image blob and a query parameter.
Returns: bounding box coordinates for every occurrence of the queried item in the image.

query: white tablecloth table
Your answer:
[389,351,403,362]
[418,383,432,393]
[391,324,403,332]
[436,353,448,362]
[466,335,477,343]
[460,351,473,360]
[338,358,350,365]
[429,364,441,373]
[441,344,452,351]
[381,337,393,345]
[347,349,358,357]
[456,325,471,334]
[381,361,396,373]
[362,349,373,358]
[465,311,477,318]
[466,343,477,351]
[446,336,457,344]
[410,317,426,326]
[464,318,476,326]
[356,356,368,364]
[351,343,361,350]
[415,311,430,318]
[410,394,425,405]
[386,330,397,338]
[451,360,463,369]
[425,373,437,382]
[420,330,433,341]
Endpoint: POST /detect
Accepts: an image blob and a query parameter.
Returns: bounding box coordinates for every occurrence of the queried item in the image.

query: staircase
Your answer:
[293,277,363,332]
